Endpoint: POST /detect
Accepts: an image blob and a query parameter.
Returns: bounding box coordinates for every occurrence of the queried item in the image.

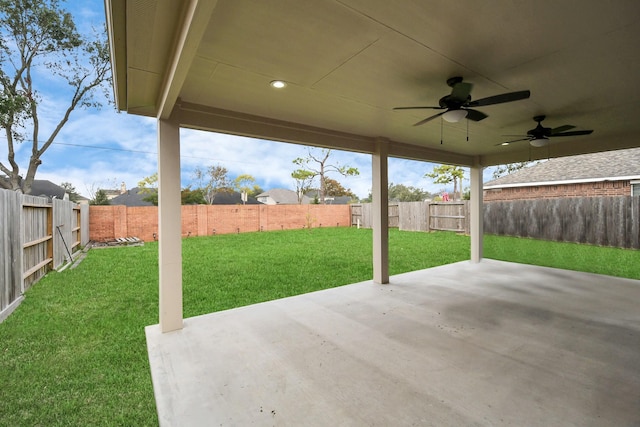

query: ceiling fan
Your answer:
[393,76,530,126]
[500,115,594,147]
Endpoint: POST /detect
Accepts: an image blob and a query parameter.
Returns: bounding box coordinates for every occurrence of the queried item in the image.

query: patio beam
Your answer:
[372,138,389,284]
[158,115,183,332]
[470,160,484,263]
[157,0,219,120]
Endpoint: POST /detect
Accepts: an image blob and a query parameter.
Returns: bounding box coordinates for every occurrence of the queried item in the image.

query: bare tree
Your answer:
[193,165,232,204]
[292,148,358,204]
[492,161,538,179]
[0,0,111,193]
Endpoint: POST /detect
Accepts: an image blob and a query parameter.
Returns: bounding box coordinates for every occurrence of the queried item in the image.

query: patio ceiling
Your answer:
[106,0,640,167]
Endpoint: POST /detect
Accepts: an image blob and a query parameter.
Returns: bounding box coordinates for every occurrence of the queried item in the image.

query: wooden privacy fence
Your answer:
[0,189,89,321]
[351,202,470,234]
[484,196,640,249]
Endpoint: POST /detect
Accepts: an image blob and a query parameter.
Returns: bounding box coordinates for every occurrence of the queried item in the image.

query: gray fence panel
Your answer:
[81,204,90,246]
[52,198,78,268]
[21,195,51,290]
[398,201,428,232]
[0,190,23,316]
[484,196,639,249]
[1,189,89,322]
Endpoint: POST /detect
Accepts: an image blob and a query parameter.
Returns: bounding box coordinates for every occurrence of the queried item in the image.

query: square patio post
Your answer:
[470,161,484,263]
[372,138,389,284]
[158,116,183,332]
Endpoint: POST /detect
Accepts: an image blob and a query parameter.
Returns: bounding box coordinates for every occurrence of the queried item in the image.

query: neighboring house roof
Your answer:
[305,190,352,204]
[484,148,640,189]
[110,188,260,206]
[212,191,260,205]
[0,178,89,202]
[111,187,155,206]
[30,180,67,199]
[256,188,310,205]
[101,189,123,199]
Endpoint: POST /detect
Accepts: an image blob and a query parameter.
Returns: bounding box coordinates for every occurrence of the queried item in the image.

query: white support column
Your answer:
[372,138,389,284]
[470,160,484,263]
[158,116,183,332]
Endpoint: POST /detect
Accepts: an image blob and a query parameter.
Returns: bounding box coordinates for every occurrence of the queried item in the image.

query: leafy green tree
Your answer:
[293,148,359,204]
[0,0,111,193]
[388,182,432,202]
[193,164,232,204]
[234,174,256,204]
[322,177,357,200]
[425,165,465,200]
[60,181,81,202]
[181,187,206,205]
[138,173,158,205]
[291,168,315,204]
[90,189,110,205]
[492,161,538,179]
[248,184,263,199]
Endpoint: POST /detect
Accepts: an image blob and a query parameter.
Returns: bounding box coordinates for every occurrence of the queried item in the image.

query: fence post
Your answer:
[46,205,53,276]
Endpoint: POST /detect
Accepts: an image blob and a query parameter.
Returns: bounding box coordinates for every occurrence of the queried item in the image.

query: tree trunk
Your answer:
[453,177,458,201]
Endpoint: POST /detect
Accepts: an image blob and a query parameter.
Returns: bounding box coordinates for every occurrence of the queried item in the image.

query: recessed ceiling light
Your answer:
[501,142,510,146]
[270,80,287,89]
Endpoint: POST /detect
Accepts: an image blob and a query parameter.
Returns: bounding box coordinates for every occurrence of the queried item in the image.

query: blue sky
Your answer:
[1,0,496,200]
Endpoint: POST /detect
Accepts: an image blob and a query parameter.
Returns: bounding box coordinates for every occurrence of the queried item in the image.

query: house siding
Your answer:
[484,180,631,202]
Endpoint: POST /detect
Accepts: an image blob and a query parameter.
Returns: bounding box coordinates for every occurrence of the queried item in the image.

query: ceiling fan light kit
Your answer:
[394,78,594,146]
[442,109,468,123]
[499,115,594,147]
[529,138,549,147]
[393,76,530,126]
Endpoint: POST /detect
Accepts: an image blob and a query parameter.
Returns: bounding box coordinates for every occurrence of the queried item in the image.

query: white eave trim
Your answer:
[484,175,640,190]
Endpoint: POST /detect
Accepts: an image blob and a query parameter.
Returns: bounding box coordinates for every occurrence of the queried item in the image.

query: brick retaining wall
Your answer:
[89,204,351,242]
[484,180,631,202]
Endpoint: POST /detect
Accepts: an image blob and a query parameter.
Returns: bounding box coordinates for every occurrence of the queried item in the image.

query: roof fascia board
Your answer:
[157,0,218,119]
[176,103,474,165]
[104,0,127,110]
[388,142,474,167]
[176,102,377,154]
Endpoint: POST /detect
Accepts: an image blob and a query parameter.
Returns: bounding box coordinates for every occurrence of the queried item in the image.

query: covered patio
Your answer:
[147,260,640,426]
[104,1,640,425]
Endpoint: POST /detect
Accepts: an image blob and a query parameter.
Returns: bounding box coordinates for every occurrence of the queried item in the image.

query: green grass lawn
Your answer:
[0,228,637,426]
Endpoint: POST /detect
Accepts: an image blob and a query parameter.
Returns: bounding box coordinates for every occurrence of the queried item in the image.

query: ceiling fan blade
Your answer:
[465,108,488,121]
[393,106,443,110]
[468,90,531,107]
[496,137,530,146]
[450,82,473,102]
[551,125,575,134]
[413,111,445,126]
[551,130,594,137]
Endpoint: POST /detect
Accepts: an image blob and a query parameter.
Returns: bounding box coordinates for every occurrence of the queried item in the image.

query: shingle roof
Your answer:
[212,191,260,205]
[110,188,258,206]
[30,180,67,199]
[110,187,155,206]
[484,148,640,188]
[257,188,310,204]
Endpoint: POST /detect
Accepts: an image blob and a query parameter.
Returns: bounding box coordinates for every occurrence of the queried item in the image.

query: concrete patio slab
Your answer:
[146,260,640,426]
